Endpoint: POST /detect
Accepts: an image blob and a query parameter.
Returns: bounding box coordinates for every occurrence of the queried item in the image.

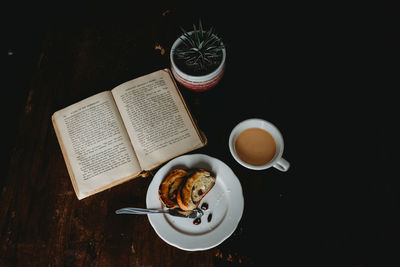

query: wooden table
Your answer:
[1,2,397,266]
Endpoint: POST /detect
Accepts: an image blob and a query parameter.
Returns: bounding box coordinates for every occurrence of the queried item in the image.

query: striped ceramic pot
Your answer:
[170,32,226,92]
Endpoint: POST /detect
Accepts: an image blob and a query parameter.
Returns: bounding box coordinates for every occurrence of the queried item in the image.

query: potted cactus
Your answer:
[170,21,226,92]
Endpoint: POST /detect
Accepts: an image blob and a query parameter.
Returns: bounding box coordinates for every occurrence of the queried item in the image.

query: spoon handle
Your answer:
[115,207,167,215]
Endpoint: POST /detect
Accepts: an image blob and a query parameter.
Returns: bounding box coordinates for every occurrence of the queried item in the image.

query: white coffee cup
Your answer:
[229,118,290,171]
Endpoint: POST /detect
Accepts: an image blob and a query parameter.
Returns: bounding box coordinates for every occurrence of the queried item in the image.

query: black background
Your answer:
[2,1,397,265]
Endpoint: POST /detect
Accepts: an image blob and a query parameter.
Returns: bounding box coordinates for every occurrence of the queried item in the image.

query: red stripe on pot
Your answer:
[171,66,225,92]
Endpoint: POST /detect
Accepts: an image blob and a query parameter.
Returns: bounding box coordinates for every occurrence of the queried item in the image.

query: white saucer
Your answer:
[146,154,244,251]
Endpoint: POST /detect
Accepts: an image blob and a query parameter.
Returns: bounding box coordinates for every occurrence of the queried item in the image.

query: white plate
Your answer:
[146,154,244,251]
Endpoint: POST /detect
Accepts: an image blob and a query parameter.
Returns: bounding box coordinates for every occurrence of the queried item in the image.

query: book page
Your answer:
[112,69,205,170]
[52,91,142,199]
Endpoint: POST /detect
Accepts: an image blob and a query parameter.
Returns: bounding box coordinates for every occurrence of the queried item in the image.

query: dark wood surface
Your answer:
[1,2,397,266]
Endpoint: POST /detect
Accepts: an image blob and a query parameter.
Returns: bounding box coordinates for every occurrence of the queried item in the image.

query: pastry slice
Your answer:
[177,170,216,211]
[158,169,188,209]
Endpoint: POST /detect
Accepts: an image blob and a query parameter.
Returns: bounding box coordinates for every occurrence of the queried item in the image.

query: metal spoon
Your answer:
[115,207,204,219]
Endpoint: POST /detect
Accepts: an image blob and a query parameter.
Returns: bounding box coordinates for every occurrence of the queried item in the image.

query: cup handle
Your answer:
[273,157,290,172]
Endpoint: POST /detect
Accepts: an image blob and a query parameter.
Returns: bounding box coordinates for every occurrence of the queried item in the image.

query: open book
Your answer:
[52,69,206,199]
